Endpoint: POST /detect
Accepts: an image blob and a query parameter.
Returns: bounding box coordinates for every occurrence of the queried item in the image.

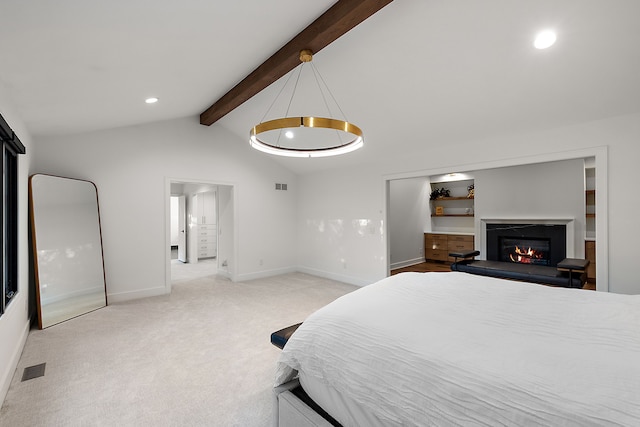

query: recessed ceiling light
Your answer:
[285,131,294,139]
[145,97,159,104]
[534,30,556,49]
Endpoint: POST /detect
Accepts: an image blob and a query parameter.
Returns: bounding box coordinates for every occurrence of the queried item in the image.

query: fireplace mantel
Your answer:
[479,218,575,260]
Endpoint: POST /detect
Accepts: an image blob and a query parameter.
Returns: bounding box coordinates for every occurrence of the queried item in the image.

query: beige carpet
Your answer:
[0,272,357,426]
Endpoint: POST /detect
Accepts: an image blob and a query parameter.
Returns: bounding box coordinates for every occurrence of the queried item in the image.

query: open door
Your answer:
[177,195,187,262]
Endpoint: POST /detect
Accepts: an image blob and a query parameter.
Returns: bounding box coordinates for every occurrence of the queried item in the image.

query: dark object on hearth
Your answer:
[271,323,302,349]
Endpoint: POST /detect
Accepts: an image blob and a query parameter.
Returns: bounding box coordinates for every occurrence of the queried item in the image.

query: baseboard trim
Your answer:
[390,257,425,271]
[296,266,372,287]
[232,265,374,287]
[235,266,297,282]
[107,286,168,304]
[216,269,233,280]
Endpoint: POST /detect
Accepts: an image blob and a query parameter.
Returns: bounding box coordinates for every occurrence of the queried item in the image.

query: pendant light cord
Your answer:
[310,62,349,143]
[310,62,349,122]
[259,66,297,124]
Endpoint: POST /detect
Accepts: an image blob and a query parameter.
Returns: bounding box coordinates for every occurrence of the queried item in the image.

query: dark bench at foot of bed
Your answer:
[271,323,302,349]
[450,251,588,288]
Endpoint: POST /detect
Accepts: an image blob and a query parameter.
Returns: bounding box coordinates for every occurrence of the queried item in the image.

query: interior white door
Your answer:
[177,195,187,262]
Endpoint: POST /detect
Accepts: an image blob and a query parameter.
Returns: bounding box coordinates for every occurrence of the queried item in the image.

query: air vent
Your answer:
[275,183,288,191]
[22,363,46,381]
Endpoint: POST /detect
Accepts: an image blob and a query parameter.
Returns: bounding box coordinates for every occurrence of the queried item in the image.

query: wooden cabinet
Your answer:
[425,233,474,263]
[585,240,596,282]
[425,233,448,262]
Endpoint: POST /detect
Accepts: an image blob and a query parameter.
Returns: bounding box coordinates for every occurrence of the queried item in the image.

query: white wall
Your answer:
[33,117,298,301]
[298,112,640,295]
[217,185,233,276]
[474,159,585,258]
[388,177,430,269]
[297,164,386,286]
[0,88,33,404]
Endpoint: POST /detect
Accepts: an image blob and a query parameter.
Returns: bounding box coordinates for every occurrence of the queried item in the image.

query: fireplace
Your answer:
[486,223,567,267]
[500,237,550,265]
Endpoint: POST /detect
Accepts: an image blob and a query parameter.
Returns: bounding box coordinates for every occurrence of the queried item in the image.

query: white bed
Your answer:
[275,272,640,426]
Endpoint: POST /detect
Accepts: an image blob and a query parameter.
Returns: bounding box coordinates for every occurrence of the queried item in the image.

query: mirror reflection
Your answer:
[29,174,107,329]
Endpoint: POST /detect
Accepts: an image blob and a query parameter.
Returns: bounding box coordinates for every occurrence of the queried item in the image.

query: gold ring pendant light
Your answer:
[249,49,363,158]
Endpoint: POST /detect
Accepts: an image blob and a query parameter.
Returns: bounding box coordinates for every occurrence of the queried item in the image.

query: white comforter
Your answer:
[275,272,640,426]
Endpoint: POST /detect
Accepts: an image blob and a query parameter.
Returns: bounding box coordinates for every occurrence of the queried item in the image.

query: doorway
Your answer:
[166,179,236,290]
[384,147,608,291]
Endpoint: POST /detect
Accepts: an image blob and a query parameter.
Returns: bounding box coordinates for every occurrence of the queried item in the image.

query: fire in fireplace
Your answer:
[486,223,566,267]
[500,237,551,265]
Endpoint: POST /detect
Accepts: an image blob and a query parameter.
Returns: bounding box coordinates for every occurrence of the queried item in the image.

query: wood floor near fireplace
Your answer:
[391,261,596,291]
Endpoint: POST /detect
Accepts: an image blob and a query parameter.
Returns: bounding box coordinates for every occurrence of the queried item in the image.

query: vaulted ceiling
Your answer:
[1,1,639,174]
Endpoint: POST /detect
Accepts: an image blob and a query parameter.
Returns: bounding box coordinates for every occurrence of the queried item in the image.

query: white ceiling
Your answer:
[1,1,639,174]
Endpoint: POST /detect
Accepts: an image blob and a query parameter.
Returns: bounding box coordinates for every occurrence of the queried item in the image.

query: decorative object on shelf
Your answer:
[435,206,444,216]
[249,49,363,158]
[467,184,475,199]
[430,187,450,200]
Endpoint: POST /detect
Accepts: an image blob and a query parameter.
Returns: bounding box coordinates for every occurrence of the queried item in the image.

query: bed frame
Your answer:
[274,379,337,427]
[272,324,334,426]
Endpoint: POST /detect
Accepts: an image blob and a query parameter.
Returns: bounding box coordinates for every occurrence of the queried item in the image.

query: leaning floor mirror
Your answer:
[29,174,107,329]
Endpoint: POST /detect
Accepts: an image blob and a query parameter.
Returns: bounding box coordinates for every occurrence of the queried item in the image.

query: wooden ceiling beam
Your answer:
[199,0,393,126]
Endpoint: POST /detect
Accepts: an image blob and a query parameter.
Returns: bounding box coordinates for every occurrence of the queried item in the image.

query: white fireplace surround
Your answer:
[479,218,575,261]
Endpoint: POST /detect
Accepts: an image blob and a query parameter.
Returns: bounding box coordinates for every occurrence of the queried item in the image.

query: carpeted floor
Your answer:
[0,272,357,426]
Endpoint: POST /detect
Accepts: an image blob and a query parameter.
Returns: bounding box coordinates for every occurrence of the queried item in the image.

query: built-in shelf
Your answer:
[586,189,596,218]
[430,178,475,222]
[585,167,596,282]
[431,196,474,201]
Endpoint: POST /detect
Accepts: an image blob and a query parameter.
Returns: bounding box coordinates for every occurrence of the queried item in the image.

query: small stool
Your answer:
[449,250,480,264]
[557,258,590,288]
[449,250,480,271]
[270,323,302,349]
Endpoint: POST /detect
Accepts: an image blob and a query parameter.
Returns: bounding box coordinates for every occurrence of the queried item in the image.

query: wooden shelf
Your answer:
[430,180,474,218]
[431,197,474,201]
[586,190,595,218]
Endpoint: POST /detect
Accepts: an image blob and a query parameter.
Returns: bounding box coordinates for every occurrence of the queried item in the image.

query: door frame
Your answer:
[383,146,609,292]
[176,195,187,262]
[165,177,238,293]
